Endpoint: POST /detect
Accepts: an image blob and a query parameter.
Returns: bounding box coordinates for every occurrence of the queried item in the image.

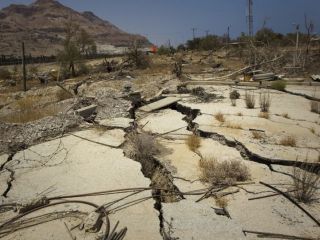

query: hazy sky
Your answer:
[0,0,319,46]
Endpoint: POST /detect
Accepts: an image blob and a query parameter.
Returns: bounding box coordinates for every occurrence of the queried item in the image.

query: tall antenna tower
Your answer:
[247,0,253,37]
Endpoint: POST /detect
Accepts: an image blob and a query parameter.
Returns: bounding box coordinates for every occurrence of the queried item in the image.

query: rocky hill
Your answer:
[0,0,150,56]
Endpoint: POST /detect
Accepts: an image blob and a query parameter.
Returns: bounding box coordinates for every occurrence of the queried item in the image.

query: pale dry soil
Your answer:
[0,84,319,240]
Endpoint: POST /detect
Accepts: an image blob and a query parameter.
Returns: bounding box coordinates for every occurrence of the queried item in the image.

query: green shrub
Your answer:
[271,80,286,91]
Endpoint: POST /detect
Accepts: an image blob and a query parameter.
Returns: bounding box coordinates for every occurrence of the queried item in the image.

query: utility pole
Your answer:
[247,0,253,37]
[293,24,300,67]
[191,28,197,40]
[21,42,27,92]
[227,26,230,43]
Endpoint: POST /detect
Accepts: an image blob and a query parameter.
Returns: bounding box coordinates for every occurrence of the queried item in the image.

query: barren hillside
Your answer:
[0,0,150,56]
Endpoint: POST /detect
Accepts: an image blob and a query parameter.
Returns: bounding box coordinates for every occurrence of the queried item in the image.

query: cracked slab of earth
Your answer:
[0,84,320,239]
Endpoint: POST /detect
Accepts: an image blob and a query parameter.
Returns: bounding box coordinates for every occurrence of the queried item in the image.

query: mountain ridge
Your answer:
[0,0,150,56]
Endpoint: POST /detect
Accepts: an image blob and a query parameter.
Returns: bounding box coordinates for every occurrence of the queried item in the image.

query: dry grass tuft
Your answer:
[292,163,320,203]
[56,89,73,101]
[186,134,201,152]
[1,104,58,123]
[15,96,40,110]
[215,196,229,208]
[237,112,243,116]
[199,156,251,186]
[279,136,296,147]
[258,112,269,119]
[126,132,160,161]
[251,131,263,139]
[310,101,320,114]
[310,127,315,134]
[214,112,225,123]
[225,122,242,129]
[281,113,290,119]
[244,91,255,109]
[259,91,271,112]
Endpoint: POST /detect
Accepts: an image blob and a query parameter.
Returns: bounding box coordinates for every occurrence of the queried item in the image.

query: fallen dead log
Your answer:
[248,189,296,201]
[56,82,74,97]
[186,56,283,81]
[260,181,320,227]
[243,229,318,240]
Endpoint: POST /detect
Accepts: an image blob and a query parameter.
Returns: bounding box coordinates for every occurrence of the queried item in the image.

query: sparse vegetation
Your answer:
[199,156,250,186]
[292,163,320,203]
[279,136,296,147]
[56,89,73,101]
[310,101,320,114]
[215,196,229,208]
[229,90,240,100]
[191,87,218,102]
[186,134,201,152]
[229,90,240,106]
[258,112,269,119]
[251,131,263,139]
[310,127,315,134]
[126,42,151,69]
[259,90,271,112]
[271,80,286,91]
[214,112,225,123]
[126,132,160,161]
[244,91,255,109]
[0,68,11,80]
[225,122,242,129]
[77,62,90,75]
[281,113,290,119]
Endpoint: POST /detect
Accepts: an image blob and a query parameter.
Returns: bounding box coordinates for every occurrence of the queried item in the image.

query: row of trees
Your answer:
[157,18,317,53]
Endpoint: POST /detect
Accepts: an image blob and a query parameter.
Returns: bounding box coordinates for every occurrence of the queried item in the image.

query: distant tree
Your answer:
[157,45,175,55]
[177,44,186,51]
[255,28,283,45]
[199,35,222,50]
[58,20,96,77]
[57,21,80,77]
[77,29,97,55]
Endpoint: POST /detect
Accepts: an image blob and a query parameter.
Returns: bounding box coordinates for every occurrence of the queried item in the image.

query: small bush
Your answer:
[237,112,243,116]
[56,89,73,101]
[271,80,286,91]
[229,90,240,100]
[0,68,11,80]
[127,45,150,69]
[28,65,39,76]
[259,91,271,112]
[186,134,201,152]
[310,101,320,114]
[292,163,320,203]
[245,91,255,109]
[199,157,251,186]
[77,63,90,75]
[281,113,290,119]
[126,132,160,161]
[279,136,296,147]
[258,112,269,119]
[191,87,217,102]
[215,112,225,123]
[310,127,315,134]
[215,196,229,208]
[252,131,263,139]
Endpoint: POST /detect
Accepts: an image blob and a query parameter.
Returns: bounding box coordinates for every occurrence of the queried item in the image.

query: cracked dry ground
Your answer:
[0,85,320,240]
